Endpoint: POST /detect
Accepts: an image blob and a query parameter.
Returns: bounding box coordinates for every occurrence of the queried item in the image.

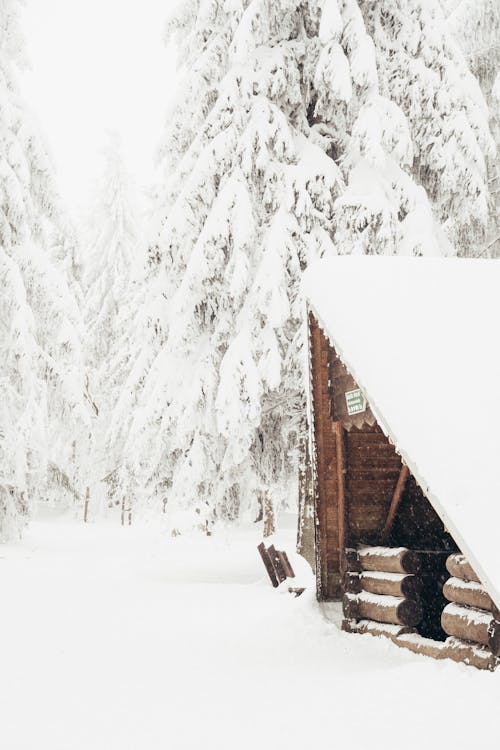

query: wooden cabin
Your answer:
[302,256,500,670]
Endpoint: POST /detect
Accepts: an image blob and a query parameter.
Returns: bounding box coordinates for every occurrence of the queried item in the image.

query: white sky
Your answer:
[20,0,177,215]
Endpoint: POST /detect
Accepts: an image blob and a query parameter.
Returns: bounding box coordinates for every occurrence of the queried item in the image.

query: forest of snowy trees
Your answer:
[1,0,499,540]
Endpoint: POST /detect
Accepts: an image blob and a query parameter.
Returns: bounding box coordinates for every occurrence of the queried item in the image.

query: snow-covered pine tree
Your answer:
[83,133,145,508]
[441,0,500,255]
[360,0,495,255]
[442,0,500,101]
[0,0,89,537]
[84,134,140,377]
[114,0,494,534]
[46,218,90,503]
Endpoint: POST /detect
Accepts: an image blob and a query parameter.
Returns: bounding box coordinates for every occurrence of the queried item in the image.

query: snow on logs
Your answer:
[343,547,500,669]
[441,603,500,655]
[445,554,481,583]
[350,546,421,574]
[343,547,423,629]
[441,554,500,657]
[442,577,494,613]
[342,619,415,639]
[344,570,423,598]
[343,591,422,627]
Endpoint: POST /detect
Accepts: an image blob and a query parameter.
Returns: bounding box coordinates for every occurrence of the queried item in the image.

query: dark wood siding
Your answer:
[345,425,403,546]
[309,314,341,599]
[328,348,376,430]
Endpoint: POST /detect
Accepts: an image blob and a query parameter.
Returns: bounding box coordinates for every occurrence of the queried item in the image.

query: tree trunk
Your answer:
[263,492,275,538]
[296,432,315,570]
[254,496,263,524]
[83,487,90,524]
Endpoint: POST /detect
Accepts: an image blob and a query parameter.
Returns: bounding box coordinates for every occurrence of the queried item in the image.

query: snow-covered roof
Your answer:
[303,256,500,607]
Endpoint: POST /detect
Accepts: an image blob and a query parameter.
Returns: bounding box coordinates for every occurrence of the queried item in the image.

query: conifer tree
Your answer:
[84,135,140,372]
[113,0,495,533]
[83,133,145,505]
[441,0,500,255]
[0,0,88,537]
[361,0,494,254]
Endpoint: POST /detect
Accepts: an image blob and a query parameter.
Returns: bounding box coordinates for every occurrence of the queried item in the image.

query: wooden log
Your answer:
[397,633,450,661]
[397,634,499,671]
[443,577,494,612]
[361,571,422,598]
[343,592,422,627]
[357,546,421,574]
[446,554,480,583]
[343,571,422,598]
[381,465,409,543]
[443,637,499,671]
[342,618,416,638]
[441,603,490,645]
[257,543,279,588]
[344,624,498,671]
[441,603,500,655]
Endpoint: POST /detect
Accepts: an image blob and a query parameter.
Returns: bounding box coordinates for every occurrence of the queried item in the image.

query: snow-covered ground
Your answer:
[0,512,498,750]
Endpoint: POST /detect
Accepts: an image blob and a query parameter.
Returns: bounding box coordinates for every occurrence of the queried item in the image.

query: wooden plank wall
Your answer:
[327,346,403,545]
[328,348,376,430]
[345,426,403,545]
[309,314,342,600]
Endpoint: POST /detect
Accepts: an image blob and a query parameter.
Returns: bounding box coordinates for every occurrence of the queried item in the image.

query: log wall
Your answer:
[441,554,500,658]
[342,547,500,669]
[308,316,500,669]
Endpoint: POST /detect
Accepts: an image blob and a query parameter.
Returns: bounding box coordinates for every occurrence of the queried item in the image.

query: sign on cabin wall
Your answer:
[328,346,376,430]
[345,389,366,416]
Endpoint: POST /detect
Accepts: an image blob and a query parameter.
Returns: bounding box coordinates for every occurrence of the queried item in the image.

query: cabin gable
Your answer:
[309,312,456,601]
[307,312,500,667]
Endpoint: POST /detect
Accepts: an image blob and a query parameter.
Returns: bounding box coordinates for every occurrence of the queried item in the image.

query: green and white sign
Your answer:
[345,389,366,416]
